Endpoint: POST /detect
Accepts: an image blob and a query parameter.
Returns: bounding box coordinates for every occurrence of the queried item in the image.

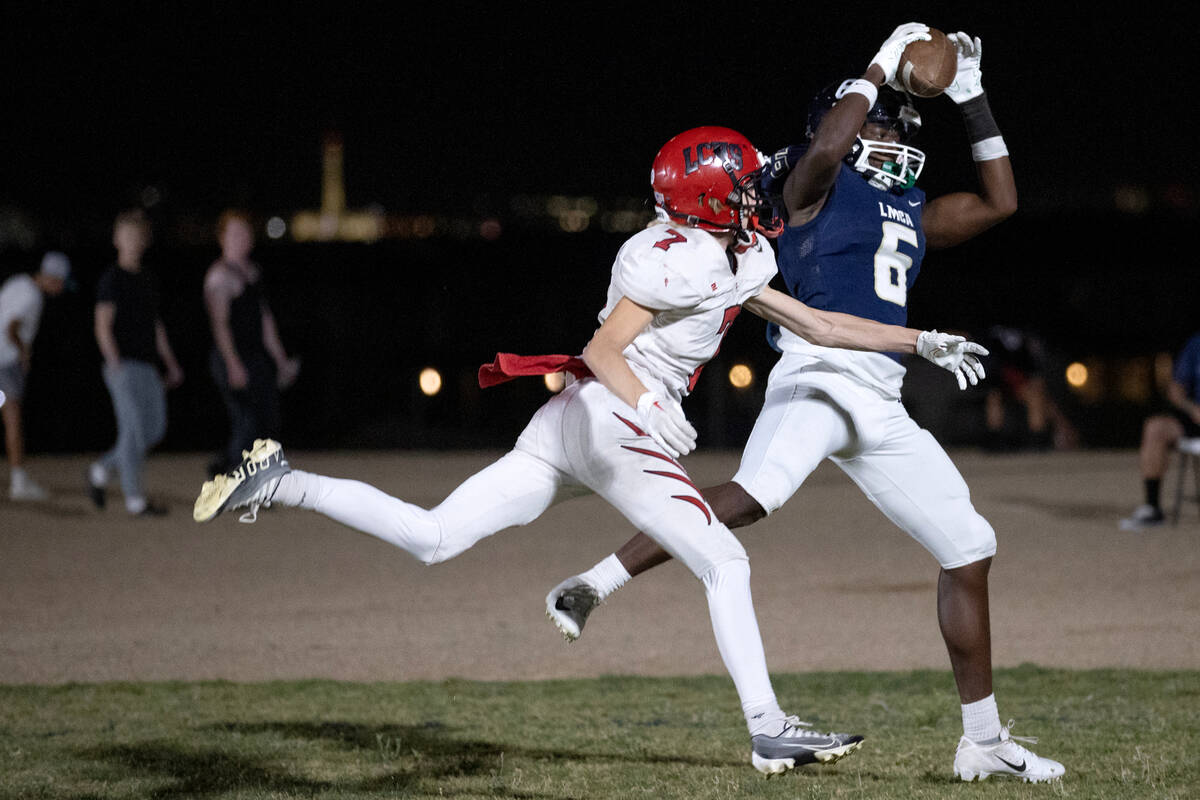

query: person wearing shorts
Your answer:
[0,251,69,500]
[1119,330,1200,530]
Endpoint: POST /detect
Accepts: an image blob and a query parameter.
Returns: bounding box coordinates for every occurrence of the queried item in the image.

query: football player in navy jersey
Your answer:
[547,23,1065,783]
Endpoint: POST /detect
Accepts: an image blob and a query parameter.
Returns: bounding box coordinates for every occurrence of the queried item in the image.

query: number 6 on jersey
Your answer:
[874,220,918,306]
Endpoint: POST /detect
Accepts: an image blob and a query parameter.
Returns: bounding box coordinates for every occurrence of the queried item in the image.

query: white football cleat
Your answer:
[545,575,600,642]
[953,721,1065,783]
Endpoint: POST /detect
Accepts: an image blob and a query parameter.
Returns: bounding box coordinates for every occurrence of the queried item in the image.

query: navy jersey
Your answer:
[776,162,926,327]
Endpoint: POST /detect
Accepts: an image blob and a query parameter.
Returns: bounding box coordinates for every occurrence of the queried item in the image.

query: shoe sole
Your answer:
[752,738,864,776]
[1119,521,1163,531]
[193,439,285,522]
[545,610,580,643]
[955,769,1062,783]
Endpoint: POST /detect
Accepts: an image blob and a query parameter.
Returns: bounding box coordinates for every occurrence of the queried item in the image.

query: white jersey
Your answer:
[0,274,44,367]
[598,223,776,403]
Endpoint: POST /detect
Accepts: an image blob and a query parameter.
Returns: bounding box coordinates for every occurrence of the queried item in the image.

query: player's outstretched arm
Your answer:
[923,32,1018,249]
[784,23,930,225]
[745,287,919,353]
[745,287,988,389]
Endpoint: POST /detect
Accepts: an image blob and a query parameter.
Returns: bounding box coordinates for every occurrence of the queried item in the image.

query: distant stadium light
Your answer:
[266,216,287,239]
[419,368,443,396]
[558,210,591,233]
[141,185,162,208]
[479,218,502,240]
[544,372,566,392]
[1065,362,1088,388]
[728,363,754,389]
[412,216,437,238]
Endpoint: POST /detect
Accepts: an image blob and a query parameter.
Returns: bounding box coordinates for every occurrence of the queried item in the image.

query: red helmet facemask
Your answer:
[650,126,781,238]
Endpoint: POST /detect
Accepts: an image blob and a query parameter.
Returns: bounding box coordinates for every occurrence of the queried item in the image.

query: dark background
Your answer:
[1,3,1194,457]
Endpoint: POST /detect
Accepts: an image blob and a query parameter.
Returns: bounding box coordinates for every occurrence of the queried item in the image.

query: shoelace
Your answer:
[1002,719,1039,746]
[779,715,825,738]
[236,479,280,524]
[225,446,281,524]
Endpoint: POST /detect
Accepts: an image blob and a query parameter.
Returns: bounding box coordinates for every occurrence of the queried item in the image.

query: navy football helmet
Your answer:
[806,80,925,191]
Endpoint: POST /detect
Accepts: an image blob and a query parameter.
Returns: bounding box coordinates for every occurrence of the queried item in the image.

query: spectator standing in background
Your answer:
[0,251,70,501]
[88,209,184,516]
[203,209,300,476]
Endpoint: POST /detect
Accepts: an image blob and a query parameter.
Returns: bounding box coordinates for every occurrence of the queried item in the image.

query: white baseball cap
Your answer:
[39,251,71,280]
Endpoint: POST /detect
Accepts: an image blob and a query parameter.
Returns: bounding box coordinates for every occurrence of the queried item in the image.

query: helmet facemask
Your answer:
[849,138,926,191]
[724,164,781,238]
[806,81,927,192]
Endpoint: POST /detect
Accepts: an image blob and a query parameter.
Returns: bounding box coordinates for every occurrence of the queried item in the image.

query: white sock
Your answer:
[126,496,147,515]
[89,462,108,486]
[962,693,1002,742]
[11,467,28,487]
[581,554,631,600]
[743,700,788,737]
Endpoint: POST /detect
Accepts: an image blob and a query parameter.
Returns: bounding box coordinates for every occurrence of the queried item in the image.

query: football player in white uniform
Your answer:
[193,125,984,776]
[545,25,1065,784]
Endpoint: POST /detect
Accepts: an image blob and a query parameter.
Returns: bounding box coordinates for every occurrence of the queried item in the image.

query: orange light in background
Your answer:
[419,368,443,396]
[544,372,566,392]
[1065,362,1088,388]
[728,363,754,389]
[479,218,502,240]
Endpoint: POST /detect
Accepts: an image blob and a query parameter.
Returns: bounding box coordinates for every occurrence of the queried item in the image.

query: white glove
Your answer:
[916,330,988,391]
[944,32,984,103]
[636,391,697,458]
[869,22,930,90]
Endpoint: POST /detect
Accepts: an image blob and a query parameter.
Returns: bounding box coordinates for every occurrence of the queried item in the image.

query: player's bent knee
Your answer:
[413,521,452,565]
[699,553,751,594]
[941,512,996,569]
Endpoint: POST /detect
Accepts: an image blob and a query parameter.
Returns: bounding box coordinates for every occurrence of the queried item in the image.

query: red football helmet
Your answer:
[650,126,777,236]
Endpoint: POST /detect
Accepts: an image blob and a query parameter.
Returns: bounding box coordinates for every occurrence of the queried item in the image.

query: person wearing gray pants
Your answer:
[89,209,183,516]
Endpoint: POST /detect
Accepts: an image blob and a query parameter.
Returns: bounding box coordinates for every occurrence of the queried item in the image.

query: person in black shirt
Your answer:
[203,209,299,476]
[88,209,184,515]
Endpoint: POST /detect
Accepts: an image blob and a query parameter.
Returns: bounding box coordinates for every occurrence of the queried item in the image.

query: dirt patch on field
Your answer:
[1,450,1197,684]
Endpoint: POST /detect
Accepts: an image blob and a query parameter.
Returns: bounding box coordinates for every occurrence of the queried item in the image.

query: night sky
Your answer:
[2,3,1196,454]
[4,4,1193,231]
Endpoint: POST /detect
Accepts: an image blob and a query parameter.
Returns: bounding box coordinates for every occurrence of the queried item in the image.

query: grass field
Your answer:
[2,667,1196,799]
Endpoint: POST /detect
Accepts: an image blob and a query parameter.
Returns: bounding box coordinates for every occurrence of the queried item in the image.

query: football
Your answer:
[897,28,957,98]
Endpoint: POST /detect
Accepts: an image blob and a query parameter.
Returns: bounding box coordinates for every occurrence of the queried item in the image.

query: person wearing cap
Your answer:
[0,250,70,500]
[87,209,184,516]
